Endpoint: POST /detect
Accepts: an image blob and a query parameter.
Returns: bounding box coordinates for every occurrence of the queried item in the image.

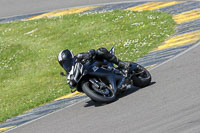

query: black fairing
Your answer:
[70,46,142,93]
[76,60,122,93]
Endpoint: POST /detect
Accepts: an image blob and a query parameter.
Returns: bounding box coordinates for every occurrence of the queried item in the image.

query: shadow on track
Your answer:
[84,81,156,107]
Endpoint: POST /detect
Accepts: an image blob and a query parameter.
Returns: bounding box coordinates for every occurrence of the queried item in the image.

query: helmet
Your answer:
[58,49,74,72]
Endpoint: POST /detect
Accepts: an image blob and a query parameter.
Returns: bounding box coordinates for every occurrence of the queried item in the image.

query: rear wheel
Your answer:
[131,64,151,88]
[82,81,116,103]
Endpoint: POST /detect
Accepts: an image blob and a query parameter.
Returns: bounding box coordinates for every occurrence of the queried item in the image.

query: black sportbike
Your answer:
[62,47,151,103]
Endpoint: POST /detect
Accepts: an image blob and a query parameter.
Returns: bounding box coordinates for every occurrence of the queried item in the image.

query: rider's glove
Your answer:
[88,49,96,56]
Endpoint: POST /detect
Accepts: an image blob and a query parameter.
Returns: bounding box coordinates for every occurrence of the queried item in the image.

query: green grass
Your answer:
[0,10,176,122]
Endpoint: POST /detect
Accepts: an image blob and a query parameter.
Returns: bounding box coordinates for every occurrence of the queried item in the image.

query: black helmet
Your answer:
[58,49,74,73]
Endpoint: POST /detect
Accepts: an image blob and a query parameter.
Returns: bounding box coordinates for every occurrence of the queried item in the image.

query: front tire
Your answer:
[131,64,151,88]
[82,81,116,103]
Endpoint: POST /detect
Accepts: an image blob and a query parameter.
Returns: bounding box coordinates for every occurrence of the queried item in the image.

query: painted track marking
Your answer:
[173,8,200,24]
[55,91,85,101]
[126,1,183,11]
[156,30,200,51]
[0,126,15,133]
[26,6,100,20]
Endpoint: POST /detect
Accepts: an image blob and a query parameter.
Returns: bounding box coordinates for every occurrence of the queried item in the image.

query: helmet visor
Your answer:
[63,59,73,73]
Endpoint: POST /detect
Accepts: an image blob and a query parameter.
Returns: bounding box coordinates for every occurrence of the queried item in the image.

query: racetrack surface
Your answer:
[0,0,160,19]
[7,43,200,133]
[1,0,200,132]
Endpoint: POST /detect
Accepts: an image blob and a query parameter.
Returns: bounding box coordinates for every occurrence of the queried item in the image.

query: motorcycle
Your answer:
[61,47,151,103]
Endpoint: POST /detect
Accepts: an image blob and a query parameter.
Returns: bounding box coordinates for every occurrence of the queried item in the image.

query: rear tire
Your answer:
[82,81,116,103]
[131,64,151,88]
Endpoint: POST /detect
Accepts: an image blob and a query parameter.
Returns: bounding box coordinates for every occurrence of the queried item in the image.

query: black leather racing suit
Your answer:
[76,48,129,68]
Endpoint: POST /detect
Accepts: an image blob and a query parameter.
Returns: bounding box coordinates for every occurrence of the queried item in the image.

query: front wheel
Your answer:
[131,64,151,88]
[82,81,116,103]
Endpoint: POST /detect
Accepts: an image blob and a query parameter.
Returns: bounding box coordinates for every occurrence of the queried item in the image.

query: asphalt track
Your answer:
[1,0,200,133]
[0,0,160,19]
[1,0,197,19]
[7,42,200,133]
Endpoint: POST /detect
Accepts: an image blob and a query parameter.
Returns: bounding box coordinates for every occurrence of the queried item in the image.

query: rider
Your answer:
[58,48,130,87]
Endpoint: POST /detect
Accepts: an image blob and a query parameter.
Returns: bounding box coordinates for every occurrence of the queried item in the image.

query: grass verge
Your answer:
[0,10,176,122]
